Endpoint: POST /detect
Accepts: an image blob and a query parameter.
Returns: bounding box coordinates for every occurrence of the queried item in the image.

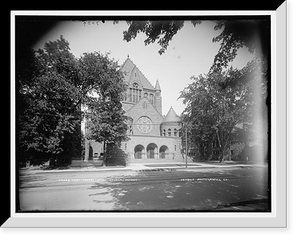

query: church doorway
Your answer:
[134,144,145,159]
[159,145,169,159]
[146,143,158,159]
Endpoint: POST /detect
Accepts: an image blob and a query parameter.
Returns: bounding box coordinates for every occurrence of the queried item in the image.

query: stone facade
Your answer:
[85,57,183,162]
[123,135,182,160]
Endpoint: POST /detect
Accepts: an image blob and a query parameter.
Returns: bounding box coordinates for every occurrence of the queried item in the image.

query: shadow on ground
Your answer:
[88,167,270,211]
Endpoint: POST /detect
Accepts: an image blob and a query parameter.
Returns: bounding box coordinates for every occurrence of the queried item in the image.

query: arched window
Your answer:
[162,129,166,137]
[168,128,172,137]
[149,94,154,105]
[174,128,178,137]
[130,83,141,103]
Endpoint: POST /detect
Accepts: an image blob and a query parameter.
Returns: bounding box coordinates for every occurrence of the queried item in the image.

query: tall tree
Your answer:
[18,35,130,166]
[79,52,128,164]
[180,59,267,162]
[18,36,82,166]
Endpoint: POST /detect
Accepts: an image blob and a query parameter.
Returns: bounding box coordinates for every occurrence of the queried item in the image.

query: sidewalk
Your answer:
[22,160,267,174]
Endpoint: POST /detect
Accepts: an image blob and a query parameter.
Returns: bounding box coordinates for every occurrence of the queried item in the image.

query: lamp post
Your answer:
[181,122,189,169]
[185,124,188,168]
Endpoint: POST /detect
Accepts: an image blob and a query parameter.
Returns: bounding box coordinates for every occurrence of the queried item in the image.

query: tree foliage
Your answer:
[180,57,268,162]
[211,19,270,70]
[121,19,269,65]
[122,20,201,55]
[78,52,129,163]
[17,37,129,166]
[18,36,82,165]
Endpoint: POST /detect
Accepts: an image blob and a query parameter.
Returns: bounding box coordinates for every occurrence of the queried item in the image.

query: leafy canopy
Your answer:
[179,57,268,161]
[121,19,269,70]
[18,36,129,165]
[18,36,82,163]
[79,52,129,145]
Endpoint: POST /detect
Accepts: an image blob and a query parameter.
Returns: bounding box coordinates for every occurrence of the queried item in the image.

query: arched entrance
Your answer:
[146,143,158,159]
[159,145,169,159]
[134,144,145,159]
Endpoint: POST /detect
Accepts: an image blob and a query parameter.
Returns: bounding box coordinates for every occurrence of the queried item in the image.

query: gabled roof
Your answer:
[120,57,155,90]
[163,106,181,123]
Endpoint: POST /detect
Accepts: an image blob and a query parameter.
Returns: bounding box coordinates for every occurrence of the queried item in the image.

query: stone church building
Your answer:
[85,56,183,161]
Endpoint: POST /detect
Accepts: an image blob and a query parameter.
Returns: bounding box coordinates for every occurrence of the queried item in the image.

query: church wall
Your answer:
[155,91,162,115]
[122,101,135,112]
[161,122,182,137]
[124,135,183,160]
[86,140,104,160]
[126,98,163,137]
[84,57,183,163]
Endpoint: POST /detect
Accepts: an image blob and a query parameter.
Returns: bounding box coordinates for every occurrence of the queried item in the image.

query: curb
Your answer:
[21,163,266,174]
[27,167,134,174]
[137,168,177,172]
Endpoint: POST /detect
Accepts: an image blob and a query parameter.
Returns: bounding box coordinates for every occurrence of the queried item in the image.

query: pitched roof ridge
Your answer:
[119,57,132,77]
[133,62,155,89]
[120,56,155,90]
[120,56,130,69]
[163,106,181,123]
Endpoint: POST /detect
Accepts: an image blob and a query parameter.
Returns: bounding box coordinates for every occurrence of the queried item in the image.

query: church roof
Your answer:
[120,57,155,90]
[163,106,181,123]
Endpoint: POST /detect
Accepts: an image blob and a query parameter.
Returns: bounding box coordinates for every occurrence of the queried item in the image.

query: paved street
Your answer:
[18,164,270,211]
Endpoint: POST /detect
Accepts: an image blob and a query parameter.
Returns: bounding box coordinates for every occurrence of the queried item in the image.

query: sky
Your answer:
[34,20,253,116]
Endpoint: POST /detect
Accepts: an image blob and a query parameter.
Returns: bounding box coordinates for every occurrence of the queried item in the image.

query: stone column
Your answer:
[142,149,146,159]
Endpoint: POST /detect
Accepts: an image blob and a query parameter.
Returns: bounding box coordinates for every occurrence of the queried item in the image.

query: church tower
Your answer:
[155,79,162,115]
[84,56,182,162]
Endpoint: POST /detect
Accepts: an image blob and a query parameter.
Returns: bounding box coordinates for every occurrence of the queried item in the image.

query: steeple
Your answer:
[155,79,161,91]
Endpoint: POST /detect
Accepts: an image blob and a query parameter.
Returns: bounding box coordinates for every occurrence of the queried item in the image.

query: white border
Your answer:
[10,10,16,222]
[12,10,276,16]
[5,5,287,227]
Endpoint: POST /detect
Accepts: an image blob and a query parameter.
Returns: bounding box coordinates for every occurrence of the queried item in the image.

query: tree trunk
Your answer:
[219,141,231,163]
[103,141,107,166]
[216,128,224,163]
[197,144,202,161]
[215,129,221,150]
[206,140,213,160]
[216,127,233,163]
[218,150,225,163]
[244,141,250,162]
[84,138,89,161]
